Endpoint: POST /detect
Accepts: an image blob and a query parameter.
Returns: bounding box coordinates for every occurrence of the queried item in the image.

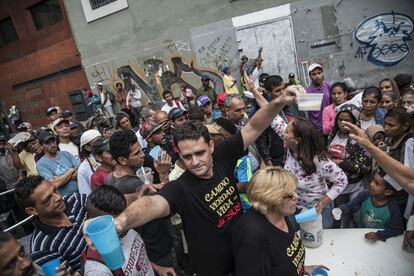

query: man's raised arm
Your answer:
[115,194,170,233]
[241,75,295,150]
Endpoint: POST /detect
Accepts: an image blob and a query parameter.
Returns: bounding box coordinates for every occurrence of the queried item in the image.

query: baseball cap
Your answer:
[197,96,211,107]
[80,129,102,148]
[241,55,248,61]
[217,92,229,106]
[46,106,58,116]
[0,134,6,141]
[308,63,323,73]
[201,75,210,81]
[140,120,165,140]
[168,108,188,121]
[61,110,72,118]
[38,130,56,144]
[288,73,295,78]
[52,118,69,130]
[91,137,110,153]
[222,66,231,73]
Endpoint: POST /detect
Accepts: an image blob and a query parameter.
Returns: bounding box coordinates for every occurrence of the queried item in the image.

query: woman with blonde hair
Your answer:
[232,167,328,276]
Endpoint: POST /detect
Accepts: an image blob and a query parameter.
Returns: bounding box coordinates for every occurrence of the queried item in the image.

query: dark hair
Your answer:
[187,106,205,122]
[109,130,138,162]
[216,117,237,135]
[394,74,412,91]
[162,90,172,99]
[379,78,392,86]
[262,75,283,91]
[115,112,129,129]
[362,86,382,103]
[0,231,14,247]
[330,110,357,138]
[382,91,398,101]
[330,82,347,94]
[375,168,396,193]
[173,120,210,146]
[15,175,45,208]
[87,185,126,217]
[384,107,410,131]
[291,117,327,175]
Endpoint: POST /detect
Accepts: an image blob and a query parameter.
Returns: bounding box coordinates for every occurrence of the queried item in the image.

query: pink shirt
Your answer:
[322,104,336,135]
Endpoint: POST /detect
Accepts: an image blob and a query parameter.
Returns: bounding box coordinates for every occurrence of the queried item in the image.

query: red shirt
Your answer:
[91,167,110,190]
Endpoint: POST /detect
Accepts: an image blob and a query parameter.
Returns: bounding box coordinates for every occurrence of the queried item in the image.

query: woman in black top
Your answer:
[232,167,328,275]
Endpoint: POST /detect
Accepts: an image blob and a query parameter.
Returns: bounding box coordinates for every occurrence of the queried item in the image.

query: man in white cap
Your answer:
[306,63,331,133]
[77,129,102,195]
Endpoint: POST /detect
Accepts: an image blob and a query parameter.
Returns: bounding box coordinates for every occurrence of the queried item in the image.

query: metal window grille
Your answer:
[89,0,118,10]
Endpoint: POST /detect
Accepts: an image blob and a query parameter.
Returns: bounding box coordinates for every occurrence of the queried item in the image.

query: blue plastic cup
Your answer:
[41,258,61,276]
[295,207,318,224]
[86,215,125,270]
[312,267,329,276]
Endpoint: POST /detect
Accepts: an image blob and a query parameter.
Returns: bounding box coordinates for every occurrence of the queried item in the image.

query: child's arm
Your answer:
[339,190,370,216]
[374,200,405,241]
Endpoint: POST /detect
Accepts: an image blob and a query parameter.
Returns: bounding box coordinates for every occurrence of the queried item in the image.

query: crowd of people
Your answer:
[0,50,413,276]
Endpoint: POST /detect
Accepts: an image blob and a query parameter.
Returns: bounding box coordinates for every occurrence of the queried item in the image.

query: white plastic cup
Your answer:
[136,167,153,184]
[332,208,342,220]
[297,93,324,111]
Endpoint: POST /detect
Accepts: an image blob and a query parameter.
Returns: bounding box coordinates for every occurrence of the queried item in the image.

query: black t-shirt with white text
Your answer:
[159,132,246,275]
[232,209,305,276]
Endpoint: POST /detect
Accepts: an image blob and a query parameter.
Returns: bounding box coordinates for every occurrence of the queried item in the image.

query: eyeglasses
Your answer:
[283,192,297,200]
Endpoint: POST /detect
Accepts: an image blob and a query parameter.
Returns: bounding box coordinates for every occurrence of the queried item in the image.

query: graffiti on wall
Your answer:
[197,35,234,71]
[90,42,225,104]
[354,11,413,67]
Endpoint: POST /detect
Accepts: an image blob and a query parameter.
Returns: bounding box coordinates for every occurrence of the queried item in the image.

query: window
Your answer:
[29,0,64,31]
[81,0,128,23]
[90,0,118,10]
[0,17,19,47]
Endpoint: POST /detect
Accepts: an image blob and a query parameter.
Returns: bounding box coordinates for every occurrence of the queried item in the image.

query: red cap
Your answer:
[217,92,229,106]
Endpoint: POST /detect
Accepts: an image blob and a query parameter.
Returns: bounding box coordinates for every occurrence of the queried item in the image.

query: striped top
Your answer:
[30,193,88,273]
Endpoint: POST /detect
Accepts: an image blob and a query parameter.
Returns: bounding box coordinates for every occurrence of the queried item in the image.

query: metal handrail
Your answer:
[3,215,34,232]
[0,188,15,196]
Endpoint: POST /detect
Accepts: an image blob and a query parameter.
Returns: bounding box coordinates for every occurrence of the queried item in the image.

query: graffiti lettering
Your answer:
[198,35,233,70]
[354,11,414,67]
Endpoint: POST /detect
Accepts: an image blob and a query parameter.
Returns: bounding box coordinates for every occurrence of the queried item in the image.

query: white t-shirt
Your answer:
[360,116,376,130]
[250,67,262,88]
[84,230,154,276]
[127,89,142,108]
[161,101,186,114]
[58,142,80,160]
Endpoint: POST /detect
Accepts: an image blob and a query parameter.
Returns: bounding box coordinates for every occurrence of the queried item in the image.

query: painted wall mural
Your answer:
[354,11,413,67]
[90,43,225,103]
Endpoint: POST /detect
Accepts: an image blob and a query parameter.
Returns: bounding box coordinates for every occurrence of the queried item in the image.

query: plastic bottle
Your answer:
[300,214,323,248]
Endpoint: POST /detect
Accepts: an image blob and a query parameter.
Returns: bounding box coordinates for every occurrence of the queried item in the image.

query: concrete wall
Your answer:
[63,0,292,101]
[291,0,414,87]
[63,0,414,102]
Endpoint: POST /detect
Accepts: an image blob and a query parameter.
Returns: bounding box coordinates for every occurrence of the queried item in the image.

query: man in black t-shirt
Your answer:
[84,92,296,275]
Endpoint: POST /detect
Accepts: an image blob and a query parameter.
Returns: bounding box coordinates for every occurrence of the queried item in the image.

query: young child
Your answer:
[333,169,404,241]
[83,185,155,276]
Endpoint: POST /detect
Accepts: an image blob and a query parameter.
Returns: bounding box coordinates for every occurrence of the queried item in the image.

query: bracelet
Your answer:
[407,215,414,231]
